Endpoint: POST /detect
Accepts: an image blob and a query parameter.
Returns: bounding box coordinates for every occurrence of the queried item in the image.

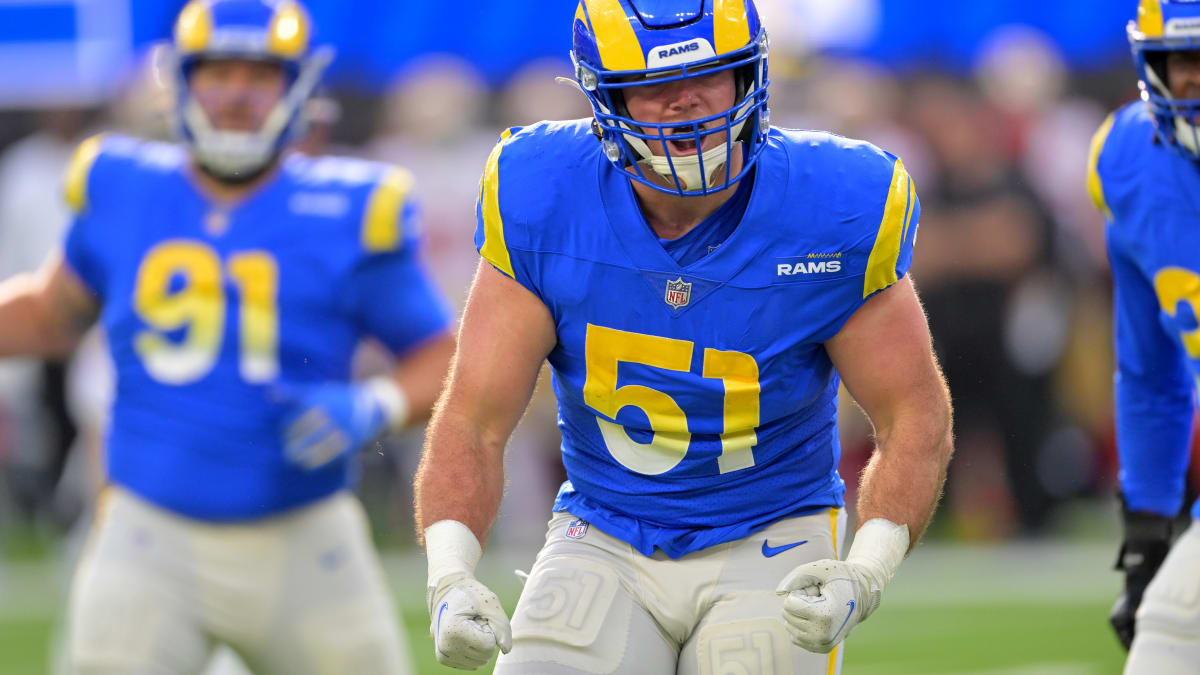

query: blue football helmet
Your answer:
[571,0,770,196]
[172,0,332,180]
[1129,0,1200,159]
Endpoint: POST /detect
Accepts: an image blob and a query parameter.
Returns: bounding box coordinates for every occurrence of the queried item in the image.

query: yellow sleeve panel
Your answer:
[479,128,516,278]
[361,166,414,253]
[1087,113,1116,221]
[63,134,105,214]
[863,158,913,299]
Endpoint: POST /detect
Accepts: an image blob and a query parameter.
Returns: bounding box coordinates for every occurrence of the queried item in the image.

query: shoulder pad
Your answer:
[478,127,522,277]
[63,135,106,214]
[477,120,598,276]
[774,129,915,298]
[289,153,381,188]
[861,154,915,299]
[1087,113,1117,220]
[1087,102,1154,223]
[361,165,415,253]
[63,134,185,214]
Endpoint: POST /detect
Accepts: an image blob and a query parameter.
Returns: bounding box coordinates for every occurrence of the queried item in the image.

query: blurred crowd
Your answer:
[1,26,1197,559]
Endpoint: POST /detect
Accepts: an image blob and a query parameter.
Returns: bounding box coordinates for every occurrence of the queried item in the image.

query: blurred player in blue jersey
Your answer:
[414,1,955,672]
[1089,2,1200,672]
[0,1,454,673]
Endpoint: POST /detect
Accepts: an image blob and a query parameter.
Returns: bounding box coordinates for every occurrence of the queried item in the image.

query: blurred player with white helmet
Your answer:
[1089,1,1200,673]
[0,1,454,672]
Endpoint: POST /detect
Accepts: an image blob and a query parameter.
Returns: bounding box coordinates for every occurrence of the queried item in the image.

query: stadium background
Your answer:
[0,1,1193,673]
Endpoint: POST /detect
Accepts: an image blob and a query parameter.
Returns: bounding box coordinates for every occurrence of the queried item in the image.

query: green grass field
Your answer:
[0,543,1126,674]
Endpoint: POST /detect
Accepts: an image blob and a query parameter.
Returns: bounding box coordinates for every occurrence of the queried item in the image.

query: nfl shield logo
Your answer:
[565,519,589,539]
[664,277,692,309]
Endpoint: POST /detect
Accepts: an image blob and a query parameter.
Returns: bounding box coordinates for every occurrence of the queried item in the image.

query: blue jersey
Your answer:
[475,121,919,557]
[1090,102,1200,521]
[62,135,450,521]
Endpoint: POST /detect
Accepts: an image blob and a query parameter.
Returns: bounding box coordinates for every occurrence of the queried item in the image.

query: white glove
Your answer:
[775,518,909,653]
[425,520,512,670]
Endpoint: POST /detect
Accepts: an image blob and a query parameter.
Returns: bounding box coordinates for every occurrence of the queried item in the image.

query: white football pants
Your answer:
[67,487,411,675]
[1125,520,1200,675]
[494,508,848,675]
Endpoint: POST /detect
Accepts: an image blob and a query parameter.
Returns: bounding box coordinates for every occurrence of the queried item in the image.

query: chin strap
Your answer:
[845,518,910,621]
[637,142,740,192]
[424,520,483,612]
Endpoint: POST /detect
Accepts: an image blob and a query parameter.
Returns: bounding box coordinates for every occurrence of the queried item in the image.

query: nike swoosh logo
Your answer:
[761,539,808,557]
[434,601,448,652]
[830,600,855,643]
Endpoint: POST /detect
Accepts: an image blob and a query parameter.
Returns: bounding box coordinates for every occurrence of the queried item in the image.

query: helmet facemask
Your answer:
[575,30,770,197]
[177,47,332,183]
[1131,19,1200,159]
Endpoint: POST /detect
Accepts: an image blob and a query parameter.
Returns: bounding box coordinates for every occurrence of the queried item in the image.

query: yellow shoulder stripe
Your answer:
[362,166,414,252]
[863,158,912,299]
[63,134,105,214]
[480,128,516,278]
[1087,113,1116,221]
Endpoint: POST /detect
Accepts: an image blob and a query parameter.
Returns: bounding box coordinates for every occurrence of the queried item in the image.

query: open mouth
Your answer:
[661,124,719,156]
[667,136,698,153]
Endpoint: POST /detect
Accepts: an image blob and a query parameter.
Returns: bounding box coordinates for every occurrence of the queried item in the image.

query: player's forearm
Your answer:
[0,272,79,358]
[388,331,456,427]
[414,406,506,547]
[856,395,954,550]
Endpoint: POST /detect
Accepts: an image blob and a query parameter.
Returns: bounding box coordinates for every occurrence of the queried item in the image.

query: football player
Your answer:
[414,1,955,672]
[1089,1,1200,672]
[0,1,453,673]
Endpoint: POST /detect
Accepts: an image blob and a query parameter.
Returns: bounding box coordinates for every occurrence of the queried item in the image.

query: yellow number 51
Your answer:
[582,324,760,476]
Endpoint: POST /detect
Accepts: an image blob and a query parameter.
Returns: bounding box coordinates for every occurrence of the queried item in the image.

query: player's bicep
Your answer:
[826,277,947,437]
[444,259,556,443]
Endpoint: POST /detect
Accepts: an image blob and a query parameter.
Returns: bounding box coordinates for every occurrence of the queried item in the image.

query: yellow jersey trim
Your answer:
[1138,0,1165,38]
[362,167,414,253]
[584,0,647,70]
[863,159,912,299]
[1087,113,1116,221]
[900,176,916,247]
[713,0,752,55]
[480,128,516,278]
[63,134,105,214]
[826,507,841,675]
[174,0,213,54]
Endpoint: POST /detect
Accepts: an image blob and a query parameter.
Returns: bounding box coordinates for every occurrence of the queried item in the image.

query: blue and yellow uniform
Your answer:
[476,120,919,558]
[1089,102,1200,523]
[62,134,450,521]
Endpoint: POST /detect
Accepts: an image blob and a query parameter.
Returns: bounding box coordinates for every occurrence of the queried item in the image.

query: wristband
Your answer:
[845,518,910,616]
[425,519,482,587]
[365,376,410,431]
